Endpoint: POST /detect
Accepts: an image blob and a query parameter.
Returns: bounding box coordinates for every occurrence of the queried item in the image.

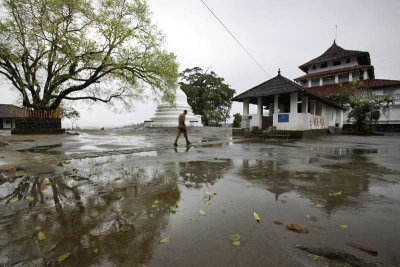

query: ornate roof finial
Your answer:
[278,68,281,75]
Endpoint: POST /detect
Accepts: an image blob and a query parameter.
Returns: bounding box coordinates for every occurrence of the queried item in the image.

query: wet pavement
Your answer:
[0,129,400,266]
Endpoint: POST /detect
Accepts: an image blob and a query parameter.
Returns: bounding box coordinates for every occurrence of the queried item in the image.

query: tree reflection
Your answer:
[0,167,180,266]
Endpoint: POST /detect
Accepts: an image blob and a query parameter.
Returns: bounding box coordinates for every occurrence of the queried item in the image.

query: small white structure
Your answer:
[145,86,203,127]
[232,71,344,134]
[0,104,19,129]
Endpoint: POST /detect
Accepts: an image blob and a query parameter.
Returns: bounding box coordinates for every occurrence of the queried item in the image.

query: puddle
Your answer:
[1,135,400,266]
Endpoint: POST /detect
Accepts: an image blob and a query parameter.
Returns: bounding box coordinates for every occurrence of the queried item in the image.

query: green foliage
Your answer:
[232,113,242,128]
[0,0,178,111]
[329,82,394,134]
[179,67,235,126]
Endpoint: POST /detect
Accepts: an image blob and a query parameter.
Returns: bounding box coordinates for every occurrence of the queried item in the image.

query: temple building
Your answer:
[295,41,400,130]
[232,70,344,136]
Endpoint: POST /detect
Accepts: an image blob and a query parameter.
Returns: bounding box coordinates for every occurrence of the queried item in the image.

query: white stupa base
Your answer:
[145,86,203,127]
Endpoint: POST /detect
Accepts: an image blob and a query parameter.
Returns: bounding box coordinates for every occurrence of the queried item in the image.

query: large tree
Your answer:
[0,0,178,111]
[179,67,235,126]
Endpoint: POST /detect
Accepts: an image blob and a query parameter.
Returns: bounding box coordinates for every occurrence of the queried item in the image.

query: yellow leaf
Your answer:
[229,234,241,241]
[329,191,342,197]
[93,248,99,254]
[10,197,19,203]
[15,170,24,176]
[119,226,131,232]
[232,241,240,246]
[339,224,348,229]
[190,218,198,221]
[42,181,51,186]
[246,185,254,188]
[205,192,213,195]
[63,161,71,164]
[152,200,158,208]
[113,177,121,182]
[42,244,56,253]
[172,207,178,213]
[198,208,206,216]
[28,196,35,202]
[34,226,41,231]
[316,204,324,208]
[306,214,311,219]
[58,252,71,262]
[38,231,46,241]
[160,236,170,243]
[253,211,261,222]
[119,196,125,201]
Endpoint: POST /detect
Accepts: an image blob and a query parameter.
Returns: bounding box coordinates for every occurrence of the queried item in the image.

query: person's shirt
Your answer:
[178,113,186,127]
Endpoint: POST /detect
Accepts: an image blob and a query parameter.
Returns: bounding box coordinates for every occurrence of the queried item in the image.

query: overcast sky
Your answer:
[1,0,399,128]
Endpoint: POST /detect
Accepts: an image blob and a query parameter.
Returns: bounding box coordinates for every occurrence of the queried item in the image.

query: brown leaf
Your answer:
[286,224,309,233]
[273,220,284,225]
[345,241,378,255]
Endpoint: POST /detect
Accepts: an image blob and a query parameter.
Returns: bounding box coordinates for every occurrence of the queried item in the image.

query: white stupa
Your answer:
[146,86,203,127]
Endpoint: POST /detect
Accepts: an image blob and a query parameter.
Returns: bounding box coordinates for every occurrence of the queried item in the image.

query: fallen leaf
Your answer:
[329,191,342,197]
[374,194,384,198]
[15,170,24,176]
[42,244,56,253]
[253,211,260,223]
[119,226,131,232]
[286,224,309,233]
[345,241,378,255]
[306,214,311,219]
[28,196,35,202]
[0,226,3,231]
[152,200,159,208]
[58,252,71,262]
[10,197,19,203]
[63,161,71,164]
[113,177,121,182]
[198,208,206,216]
[160,236,170,243]
[232,241,240,246]
[34,226,41,231]
[41,160,47,163]
[273,220,284,225]
[316,204,324,208]
[38,231,46,241]
[42,181,51,186]
[119,196,125,201]
[339,224,348,229]
[230,234,241,241]
[172,207,178,213]
[93,248,99,254]
[190,218,198,221]
[246,185,254,188]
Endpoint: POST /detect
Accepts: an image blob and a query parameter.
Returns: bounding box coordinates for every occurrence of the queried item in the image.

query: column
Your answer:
[335,75,339,83]
[274,95,279,114]
[309,100,316,115]
[257,97,263,129]
[319,78,323,86]
[363,70,368,80]
[307,79,311,87]
[269,102,274,116]
[241,99,250,128]
[290,92,298,113]
[302,96,309,113]
[349,72,353,82]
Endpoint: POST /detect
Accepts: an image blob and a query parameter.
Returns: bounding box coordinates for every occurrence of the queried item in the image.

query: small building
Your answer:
[232,71,344,135]
[295,41,400,130]
[0,104,20,129]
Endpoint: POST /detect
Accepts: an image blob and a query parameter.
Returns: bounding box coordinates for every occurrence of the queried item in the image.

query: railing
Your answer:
[16,108,61,119]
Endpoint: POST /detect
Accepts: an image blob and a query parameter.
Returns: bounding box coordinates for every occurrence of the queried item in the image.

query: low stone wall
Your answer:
[12,118,65,134]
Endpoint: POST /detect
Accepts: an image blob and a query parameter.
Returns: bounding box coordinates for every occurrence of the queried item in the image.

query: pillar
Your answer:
[302,96,308,113]
[242,99,250,128]
[290,92,298,113]
[307,79,311,87]
[335,75,339,83]
[363,69,368,80]
[269,102,274,116]
[349,72,353,82]
[309,100,316,115]
[257,97,263,129]
[274,95,279,114]
[319,78,323,86]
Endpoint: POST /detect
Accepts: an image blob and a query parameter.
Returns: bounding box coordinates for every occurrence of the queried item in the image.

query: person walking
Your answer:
[174,110,191,146]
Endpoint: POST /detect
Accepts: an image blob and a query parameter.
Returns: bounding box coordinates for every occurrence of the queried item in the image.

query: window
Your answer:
[5,120,10,124]
[338,73,349,83]
[311,78,320,87]
[320,62,328,68]
[312,65,316,70]
[333,60,341,66]
[323,76,335,85]
[346,57,350,63]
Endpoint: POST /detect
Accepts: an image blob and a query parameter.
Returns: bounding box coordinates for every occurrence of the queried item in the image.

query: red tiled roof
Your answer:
[308,79,400,98]
[294,65,373,81]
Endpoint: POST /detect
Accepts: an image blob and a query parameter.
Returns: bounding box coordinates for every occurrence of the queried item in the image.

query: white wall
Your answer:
[2,118,13,129]
[273,113,329,131]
